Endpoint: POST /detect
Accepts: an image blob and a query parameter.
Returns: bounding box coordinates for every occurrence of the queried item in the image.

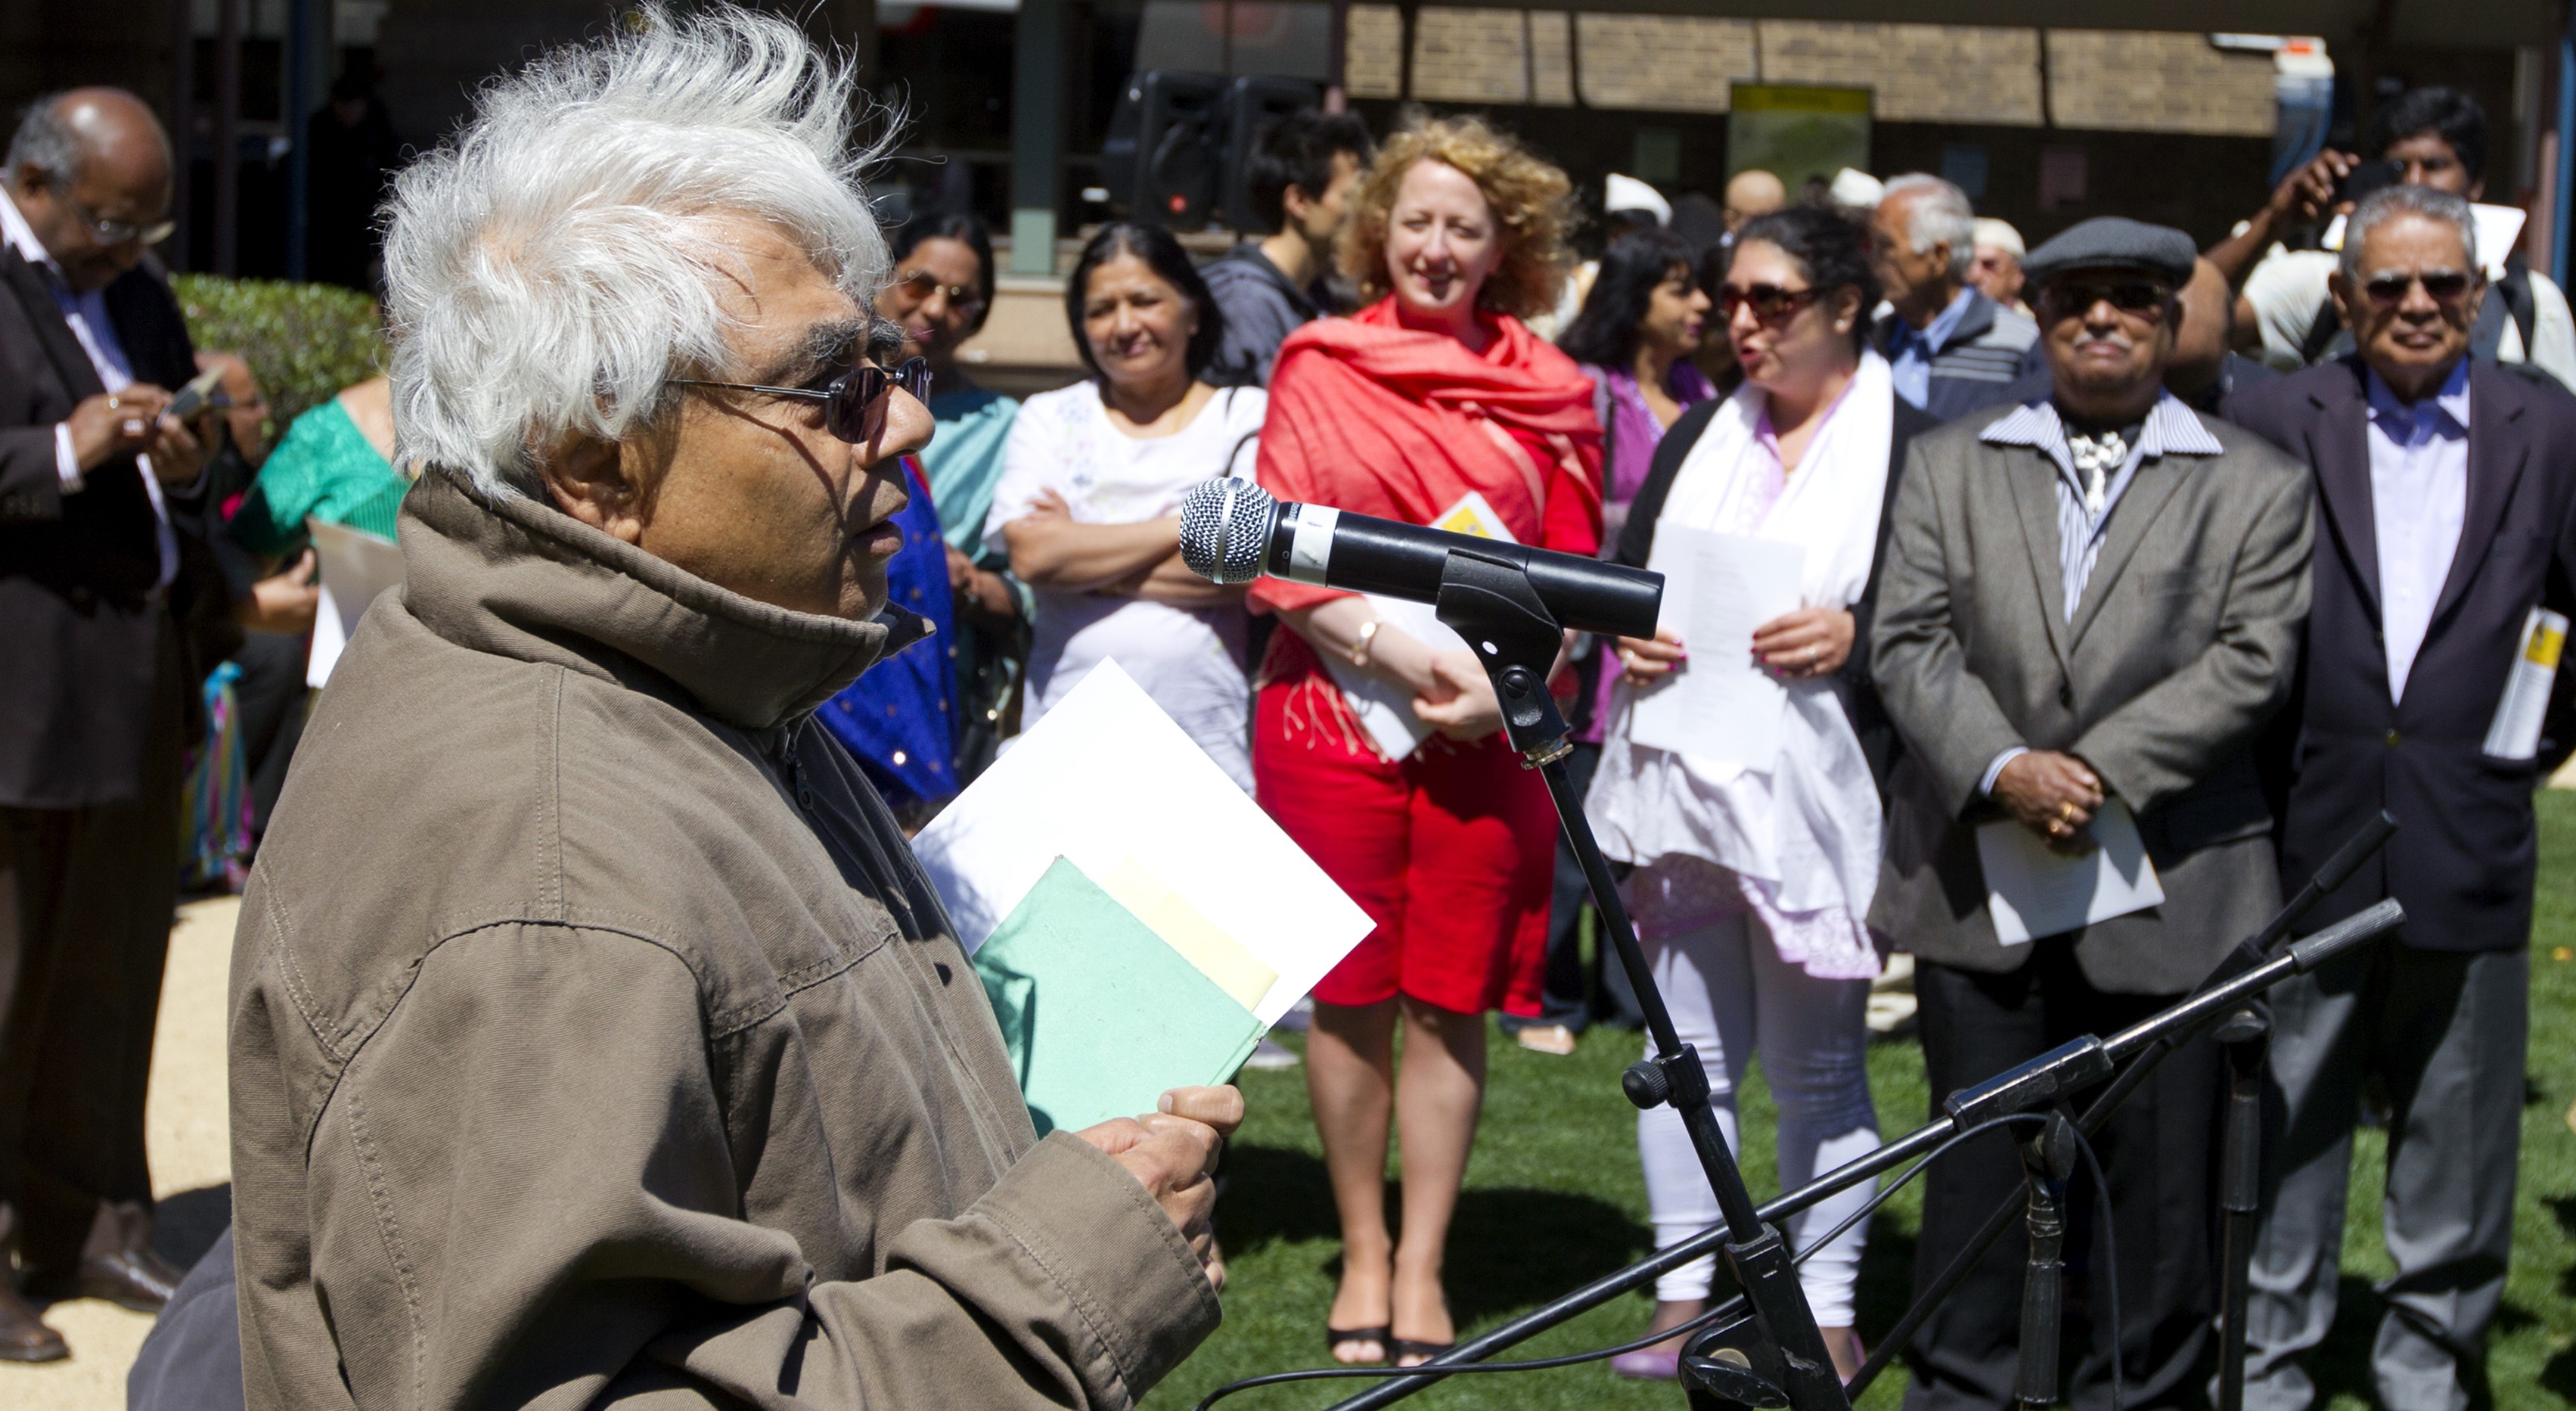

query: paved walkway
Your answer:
[2,896,238,1411]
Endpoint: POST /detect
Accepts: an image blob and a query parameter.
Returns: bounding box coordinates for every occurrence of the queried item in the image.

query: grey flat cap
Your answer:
[2022,216,2196,288]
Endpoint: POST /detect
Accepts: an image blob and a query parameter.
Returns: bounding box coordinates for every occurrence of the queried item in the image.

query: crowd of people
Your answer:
[2,8,2572,1411]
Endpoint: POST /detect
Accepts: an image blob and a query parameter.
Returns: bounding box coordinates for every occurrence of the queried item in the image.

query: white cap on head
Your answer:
[1973,216,2025,259]
[1605,172,1672,225]
[1829,167,1885,210]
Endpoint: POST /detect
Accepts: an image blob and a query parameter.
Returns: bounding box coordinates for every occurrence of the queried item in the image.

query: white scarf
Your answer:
[1582,352,1896,978]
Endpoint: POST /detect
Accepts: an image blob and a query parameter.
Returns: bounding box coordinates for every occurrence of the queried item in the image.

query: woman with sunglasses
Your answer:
[1251,116,1602,1369]
[1585,206,1939,1381]
[984,222,1261,788]
[880,215,1024,781]
[1507,226,1720,1056]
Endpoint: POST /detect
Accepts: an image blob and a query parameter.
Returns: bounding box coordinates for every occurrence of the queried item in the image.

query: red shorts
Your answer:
[1254,667,1558,1016]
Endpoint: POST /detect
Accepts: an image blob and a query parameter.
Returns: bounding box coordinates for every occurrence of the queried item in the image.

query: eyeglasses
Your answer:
[1717,283,1823,322]
[64,191,174,248]
[671,356,932,443]
[884,269,987,317]
[2360,269,2474,306]
[2038,280,2172,321]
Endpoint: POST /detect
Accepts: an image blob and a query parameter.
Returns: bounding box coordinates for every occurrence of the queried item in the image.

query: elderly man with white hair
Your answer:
[225,9,1236,1409]
[1868,174,2041,419]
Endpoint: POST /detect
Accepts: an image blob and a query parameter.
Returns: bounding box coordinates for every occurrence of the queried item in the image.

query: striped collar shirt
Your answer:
[1981,392,2227,621]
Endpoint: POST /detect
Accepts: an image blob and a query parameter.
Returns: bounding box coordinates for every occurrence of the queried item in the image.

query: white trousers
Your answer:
[1637,912,1881,1319]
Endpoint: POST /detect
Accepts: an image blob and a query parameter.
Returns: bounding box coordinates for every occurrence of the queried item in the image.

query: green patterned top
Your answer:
[230,397,408,554]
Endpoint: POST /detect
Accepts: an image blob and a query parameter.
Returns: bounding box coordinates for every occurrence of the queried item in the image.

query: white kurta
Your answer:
[1585,353,1896,980]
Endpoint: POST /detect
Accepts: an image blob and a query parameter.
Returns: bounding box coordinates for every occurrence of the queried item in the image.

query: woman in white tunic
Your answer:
[986,222,1262,789]
[1587,207,1941,1381]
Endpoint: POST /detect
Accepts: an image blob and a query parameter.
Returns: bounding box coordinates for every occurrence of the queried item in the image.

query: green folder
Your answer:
[973,857,1268,1135]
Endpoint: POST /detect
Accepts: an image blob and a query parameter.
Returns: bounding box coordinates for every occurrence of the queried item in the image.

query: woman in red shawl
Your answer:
[1252,116,1603,1366]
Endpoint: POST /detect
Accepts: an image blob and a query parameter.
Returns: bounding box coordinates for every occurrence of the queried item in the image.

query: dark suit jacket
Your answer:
[1615,390,1942,791]
[1870,402,2315,993]
[1870,290,2044,423]
[0,246,208,808]
[2226,357,2576,952]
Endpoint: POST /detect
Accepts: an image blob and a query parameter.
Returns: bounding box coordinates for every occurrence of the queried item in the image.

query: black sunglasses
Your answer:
[1718,283,1823,322]
[671,356,932,443]
[2039,280,2173,319]
[2360,269,2474,306]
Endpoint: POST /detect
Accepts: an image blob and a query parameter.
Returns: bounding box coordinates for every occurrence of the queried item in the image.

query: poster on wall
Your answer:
[1727,83,1871,193]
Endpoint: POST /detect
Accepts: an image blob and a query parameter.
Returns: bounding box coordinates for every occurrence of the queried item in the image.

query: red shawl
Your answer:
[1250,297,1603,616]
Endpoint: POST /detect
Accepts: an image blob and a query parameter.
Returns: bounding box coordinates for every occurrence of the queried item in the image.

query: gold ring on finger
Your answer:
[2059,802,2078,823]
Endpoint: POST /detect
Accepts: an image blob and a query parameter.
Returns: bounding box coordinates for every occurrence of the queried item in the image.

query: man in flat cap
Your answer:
[1873,216,2314,1411]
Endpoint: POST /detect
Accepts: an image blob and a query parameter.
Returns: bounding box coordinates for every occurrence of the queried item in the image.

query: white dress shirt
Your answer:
[2364,361,2471,704]
[1,185,178,588]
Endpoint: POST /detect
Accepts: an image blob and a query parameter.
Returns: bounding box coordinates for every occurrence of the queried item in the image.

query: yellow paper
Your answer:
[1094,856,1277,1014]
[1432,490,1512,540]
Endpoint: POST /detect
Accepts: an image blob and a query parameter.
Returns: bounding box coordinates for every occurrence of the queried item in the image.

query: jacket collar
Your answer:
[398,464,926,732]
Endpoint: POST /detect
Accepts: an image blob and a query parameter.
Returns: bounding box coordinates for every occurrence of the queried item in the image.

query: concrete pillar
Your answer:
[1008,0,1063,276]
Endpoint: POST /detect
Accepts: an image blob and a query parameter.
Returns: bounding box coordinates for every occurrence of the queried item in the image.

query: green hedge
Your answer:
[172,274,388,440]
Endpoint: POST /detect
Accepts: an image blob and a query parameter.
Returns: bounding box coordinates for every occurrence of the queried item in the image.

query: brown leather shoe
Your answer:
[0,1282,67,1362]
[37,1248,183,1313]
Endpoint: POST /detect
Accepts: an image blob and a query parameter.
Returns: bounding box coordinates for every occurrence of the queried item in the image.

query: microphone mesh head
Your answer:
[1178,478,1277,585]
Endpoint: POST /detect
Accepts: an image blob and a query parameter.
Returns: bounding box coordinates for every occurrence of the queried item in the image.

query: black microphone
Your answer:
[1177,479,1662,640]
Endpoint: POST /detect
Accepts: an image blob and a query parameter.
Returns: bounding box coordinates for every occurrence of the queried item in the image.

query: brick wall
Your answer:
[2043,30,2278,136]
[1759,21,2043,126]
[1571,14,1755,114]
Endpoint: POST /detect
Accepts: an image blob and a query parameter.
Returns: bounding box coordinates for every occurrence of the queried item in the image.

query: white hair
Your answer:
[2340,184,2478,284]
[383,4,891,496]
[1883,173,1975,278]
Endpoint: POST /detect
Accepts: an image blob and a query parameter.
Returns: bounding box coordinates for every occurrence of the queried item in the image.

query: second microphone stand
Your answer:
[1429,546,1847,1411]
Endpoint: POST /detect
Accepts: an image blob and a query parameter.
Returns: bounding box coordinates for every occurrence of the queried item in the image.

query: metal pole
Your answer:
[1006,0,1063,275]
[285,0,314,280]
[167,0,193,272]
[2213,1007,2272,1411]
[2556,18,2575,284]
[213,0,241,276]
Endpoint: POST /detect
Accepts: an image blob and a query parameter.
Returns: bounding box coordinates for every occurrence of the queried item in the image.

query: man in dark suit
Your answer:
[1872,217,2315,1410]
[0,88,216,1360]
[2225,185,2576,1411]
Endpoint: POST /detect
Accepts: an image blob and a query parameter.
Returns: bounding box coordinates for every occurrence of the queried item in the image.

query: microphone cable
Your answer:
[1190,1113,2123,1411]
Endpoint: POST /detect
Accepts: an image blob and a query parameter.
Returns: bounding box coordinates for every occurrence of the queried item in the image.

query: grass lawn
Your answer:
[1151,792,2576,1410]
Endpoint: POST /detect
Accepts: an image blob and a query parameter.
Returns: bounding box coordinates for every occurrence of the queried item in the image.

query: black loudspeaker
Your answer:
[1219,76,1323,235]
[1099,71,1227,232]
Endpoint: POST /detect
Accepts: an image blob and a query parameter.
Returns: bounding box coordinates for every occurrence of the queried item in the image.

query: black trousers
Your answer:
[0,623,183,1279]
[1902,943,2221,1411]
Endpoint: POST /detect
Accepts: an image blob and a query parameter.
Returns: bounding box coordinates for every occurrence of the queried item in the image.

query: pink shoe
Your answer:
[1610,1344,1681,1381]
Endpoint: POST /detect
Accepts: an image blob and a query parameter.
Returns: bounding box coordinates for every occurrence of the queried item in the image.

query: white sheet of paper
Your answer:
[305,519,405,688]
[1317,493,1516,761]
[2484,606,2567,760]
[1975,798,2166,946]
[1320,595,1464,761]
[911,660,1373,1024]
[1628,527,1804,769]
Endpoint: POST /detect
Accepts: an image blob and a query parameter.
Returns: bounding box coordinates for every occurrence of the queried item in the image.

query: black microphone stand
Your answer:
[1429,546,1850,1411]
[1291,540,2407,1411]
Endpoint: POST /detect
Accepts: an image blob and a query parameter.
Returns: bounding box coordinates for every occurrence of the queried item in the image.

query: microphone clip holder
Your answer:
[1429,548,1851,1411]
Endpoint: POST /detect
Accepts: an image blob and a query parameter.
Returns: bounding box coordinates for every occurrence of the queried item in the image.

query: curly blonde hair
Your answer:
[1337,113,1574,322]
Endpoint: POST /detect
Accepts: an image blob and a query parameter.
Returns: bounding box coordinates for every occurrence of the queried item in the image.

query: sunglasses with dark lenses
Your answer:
[2040,280,2172,319]
[886,269,988,315]
[1717,284,1823,322]
[672,356,933,443]
[2360,269,2474,306]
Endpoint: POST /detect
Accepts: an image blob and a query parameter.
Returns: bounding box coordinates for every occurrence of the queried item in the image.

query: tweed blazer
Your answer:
[1868,399,2315,993]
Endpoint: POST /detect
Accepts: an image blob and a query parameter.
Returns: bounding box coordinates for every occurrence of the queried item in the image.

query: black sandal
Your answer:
[1327,1326,1392,1363]
[1391,1338,1454,1367]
